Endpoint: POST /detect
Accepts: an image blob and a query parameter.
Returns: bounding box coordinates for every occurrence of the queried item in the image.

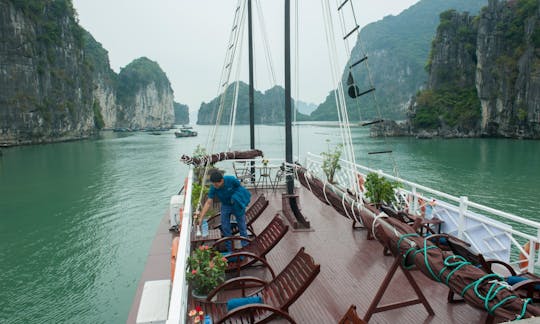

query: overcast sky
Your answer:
[72,0,419,118]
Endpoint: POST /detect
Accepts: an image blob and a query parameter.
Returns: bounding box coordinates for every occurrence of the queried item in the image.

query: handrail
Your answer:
[306,152,540,273]
[166,169,194,324]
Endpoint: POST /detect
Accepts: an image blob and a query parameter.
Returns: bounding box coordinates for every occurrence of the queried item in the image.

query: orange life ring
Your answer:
[519,242,540,271]
[356,174,365,192]
[171,236,179,282]
[418,197,426,214]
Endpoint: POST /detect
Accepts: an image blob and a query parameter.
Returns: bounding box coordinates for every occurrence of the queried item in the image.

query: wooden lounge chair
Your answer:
[338,305,367,324]
[439,235,540,303]
[482,259,540,302]
[194,247,321,323]
[207,194,269,237]
[432,234,491,303]
[380,205,443,236]
[211,214,289,277]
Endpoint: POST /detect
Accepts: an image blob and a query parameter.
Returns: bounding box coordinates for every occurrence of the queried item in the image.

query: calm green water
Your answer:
[1,125,539,323]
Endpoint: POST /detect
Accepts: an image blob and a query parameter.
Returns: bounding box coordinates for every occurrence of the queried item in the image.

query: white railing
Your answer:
[166,169,194,324]
[306,152,540,274]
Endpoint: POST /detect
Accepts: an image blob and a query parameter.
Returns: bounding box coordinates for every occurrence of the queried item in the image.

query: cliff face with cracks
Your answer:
[475,0,540,138]
[0,0,95,145]
[0,0,175,146]
[402,0,540,139]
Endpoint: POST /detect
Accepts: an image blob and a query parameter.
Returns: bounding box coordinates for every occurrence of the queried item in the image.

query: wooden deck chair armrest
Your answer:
[225,251,277,279]
[221,303,297,324]
[446,235,471,247]
[212,236,253,248]
[484,259,518,276]
[511,278,540,291]
[208,276,268,299]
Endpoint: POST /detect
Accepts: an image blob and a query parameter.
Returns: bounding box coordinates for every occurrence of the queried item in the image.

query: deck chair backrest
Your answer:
[262,247,321,311]
[245,194,269,226]
[244,214,288,256]
[447,238,487,269]
[380,205,413,224]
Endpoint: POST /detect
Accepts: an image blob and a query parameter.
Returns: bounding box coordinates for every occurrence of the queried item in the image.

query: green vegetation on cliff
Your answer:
[117,57,171,106]
[493,0,539,84]
[412,87,480,130]
[174,102,189,124]
[10,0,84,49]
[411,9,481,133]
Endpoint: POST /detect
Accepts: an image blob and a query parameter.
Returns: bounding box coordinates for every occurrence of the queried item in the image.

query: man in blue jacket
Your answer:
[197,170,251,251]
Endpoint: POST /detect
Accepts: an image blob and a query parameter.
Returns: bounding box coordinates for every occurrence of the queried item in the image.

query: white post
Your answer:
[410,187,417,214]
[528,238,537,273]
[535,228,540,268]
[457,196,468,239]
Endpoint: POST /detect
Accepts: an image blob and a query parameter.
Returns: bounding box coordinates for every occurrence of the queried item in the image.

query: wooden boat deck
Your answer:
[248,186,487,323]
[128,185,489,323]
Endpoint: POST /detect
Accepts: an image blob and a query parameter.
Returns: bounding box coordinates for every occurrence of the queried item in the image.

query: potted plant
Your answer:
[364,172,400,209]
[186,245,228,298]
[321,144,343,184]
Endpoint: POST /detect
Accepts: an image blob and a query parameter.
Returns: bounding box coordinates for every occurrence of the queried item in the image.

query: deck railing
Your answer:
[166,169,193,324]
[305,152,540,274]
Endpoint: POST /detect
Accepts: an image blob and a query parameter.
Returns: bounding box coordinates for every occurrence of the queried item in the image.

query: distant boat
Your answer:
[174,129,197,137]
[180,125,193,129]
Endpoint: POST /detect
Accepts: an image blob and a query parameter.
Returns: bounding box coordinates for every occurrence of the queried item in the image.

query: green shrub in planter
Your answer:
[364,172,400,208]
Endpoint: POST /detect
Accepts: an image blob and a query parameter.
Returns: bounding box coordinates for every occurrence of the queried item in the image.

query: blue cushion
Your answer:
[507,275,528,285]
[227,296,263,311]
[507,275,540,290]
[429,237,448,246]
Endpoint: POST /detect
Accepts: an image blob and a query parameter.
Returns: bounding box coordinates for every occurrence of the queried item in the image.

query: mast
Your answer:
[248,0,255,179]
[284,0,293,194]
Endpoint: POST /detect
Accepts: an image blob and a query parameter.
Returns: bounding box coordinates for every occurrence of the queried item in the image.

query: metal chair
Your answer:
[233,161,253,184]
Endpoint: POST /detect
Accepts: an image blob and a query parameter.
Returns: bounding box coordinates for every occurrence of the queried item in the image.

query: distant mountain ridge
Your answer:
[174,102,189,124]
[295,100,317,115]
[309,0,487,121]
[197,81,310,124]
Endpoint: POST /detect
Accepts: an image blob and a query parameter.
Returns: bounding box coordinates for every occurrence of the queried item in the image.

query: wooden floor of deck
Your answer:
[129,185,492,324]
[249,186,487,323]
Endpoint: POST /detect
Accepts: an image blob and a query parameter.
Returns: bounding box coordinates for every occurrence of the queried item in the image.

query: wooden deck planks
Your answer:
[252,187,487,323]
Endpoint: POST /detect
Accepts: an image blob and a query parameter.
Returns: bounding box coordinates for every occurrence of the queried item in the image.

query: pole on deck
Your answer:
[248,0,256,180]
[284,0,294,195]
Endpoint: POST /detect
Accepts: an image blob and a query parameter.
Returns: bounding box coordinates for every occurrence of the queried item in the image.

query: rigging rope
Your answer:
[255,0,285,151]
[227,11,247,150]
[320,0,359,196]
[198,0,247,212]
[294,0,300,159]
[335,0,401,179]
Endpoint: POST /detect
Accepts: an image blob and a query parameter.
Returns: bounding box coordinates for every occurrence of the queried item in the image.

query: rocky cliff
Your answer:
[0,0,175,146]
[82,30,118,129]
[476,0,540,137]
[310,0,487,121]
[406,0,540,139]
[174,102,189,125]
[0,0,95,145]
[116,57,174,129]
[404,10,482,138]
